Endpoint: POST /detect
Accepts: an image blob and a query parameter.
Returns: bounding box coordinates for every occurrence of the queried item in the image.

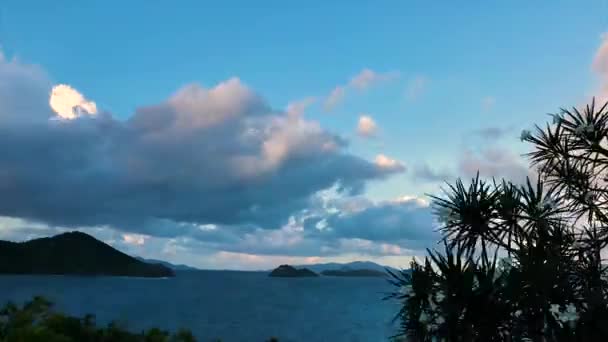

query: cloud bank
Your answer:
[0,53,435,268]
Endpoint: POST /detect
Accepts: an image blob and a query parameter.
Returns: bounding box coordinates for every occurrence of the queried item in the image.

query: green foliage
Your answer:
[388,100,608,341]
[0,296,196,342]
[0,296,282,342]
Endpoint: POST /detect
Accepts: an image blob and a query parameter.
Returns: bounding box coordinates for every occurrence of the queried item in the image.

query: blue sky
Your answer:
[0,1,608,269]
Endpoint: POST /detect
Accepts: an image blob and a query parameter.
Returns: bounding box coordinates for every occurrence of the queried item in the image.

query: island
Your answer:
[135,256,200,271]
[269,264,318,277]
[0,231,174,277]
[320,268,387,277]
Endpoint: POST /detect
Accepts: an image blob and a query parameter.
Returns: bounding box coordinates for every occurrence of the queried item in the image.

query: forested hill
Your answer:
[0,231,174,277]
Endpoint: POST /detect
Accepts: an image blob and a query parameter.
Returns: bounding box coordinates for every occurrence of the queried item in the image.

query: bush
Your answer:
[0,296,282,341]
[387,100,608,341]
[0,296,196,342]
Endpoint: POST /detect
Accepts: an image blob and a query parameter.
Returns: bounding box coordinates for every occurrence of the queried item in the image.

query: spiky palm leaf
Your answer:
[430,173,501,259]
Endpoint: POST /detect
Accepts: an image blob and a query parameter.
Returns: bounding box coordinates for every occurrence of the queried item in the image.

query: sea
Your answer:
[0,271,401,342]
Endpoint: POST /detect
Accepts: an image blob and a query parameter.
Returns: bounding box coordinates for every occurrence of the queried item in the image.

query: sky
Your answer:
[0,1,608,270]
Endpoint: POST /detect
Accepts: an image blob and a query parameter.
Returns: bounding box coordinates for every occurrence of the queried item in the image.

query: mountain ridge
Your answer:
[134,257,199,271]
[0,231,174,277]
[293,261,400,274]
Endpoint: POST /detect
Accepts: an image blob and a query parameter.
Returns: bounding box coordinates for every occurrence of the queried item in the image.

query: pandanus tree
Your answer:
[387,100,608,342]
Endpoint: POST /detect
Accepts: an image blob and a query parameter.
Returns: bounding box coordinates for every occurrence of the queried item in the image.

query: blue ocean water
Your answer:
[0,271,400,341]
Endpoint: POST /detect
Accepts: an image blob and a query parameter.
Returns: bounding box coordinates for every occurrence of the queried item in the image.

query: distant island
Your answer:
[293,261,399,274]
[320,268,387,277]
[0,231,174,277]
[269,265,318,277]
[135,256,199,271]
[268,264,389,278]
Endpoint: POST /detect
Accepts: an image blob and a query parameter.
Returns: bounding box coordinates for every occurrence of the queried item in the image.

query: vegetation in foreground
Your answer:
[386,100,608,341]
[0,296,194,342]
[0,296,279,342]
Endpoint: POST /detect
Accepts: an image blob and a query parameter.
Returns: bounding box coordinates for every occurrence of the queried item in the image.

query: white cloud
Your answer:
[357,114,377,137]
[122,233,147,246]
[49,84,98,119]
[375,154,405,172]
[0,51,418,269]
[393,195,430,208]
[323,68,399,111]
[164,78,265,130]
[0,54,405,242]
[380,243,403,255]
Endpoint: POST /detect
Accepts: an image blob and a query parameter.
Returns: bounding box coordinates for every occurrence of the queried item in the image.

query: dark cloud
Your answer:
[0,58,404,239]
[0,53,53,124]
[111,197,439,258]
[282,197,440,256]
[0,55,436,263]
[317,198,438,249]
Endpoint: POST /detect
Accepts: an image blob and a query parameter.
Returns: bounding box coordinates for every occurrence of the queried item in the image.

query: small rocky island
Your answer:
[269,264,318,277]
[321,268,386,277]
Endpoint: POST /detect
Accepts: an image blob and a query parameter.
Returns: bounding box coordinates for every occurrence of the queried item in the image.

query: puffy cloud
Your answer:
[0,57,404,241]
[0,53,427,267]
[49,84,97,119]
[375,154,405,172]
[323,68,398,111]
[122,233,147,246]
[357,114,377,137]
